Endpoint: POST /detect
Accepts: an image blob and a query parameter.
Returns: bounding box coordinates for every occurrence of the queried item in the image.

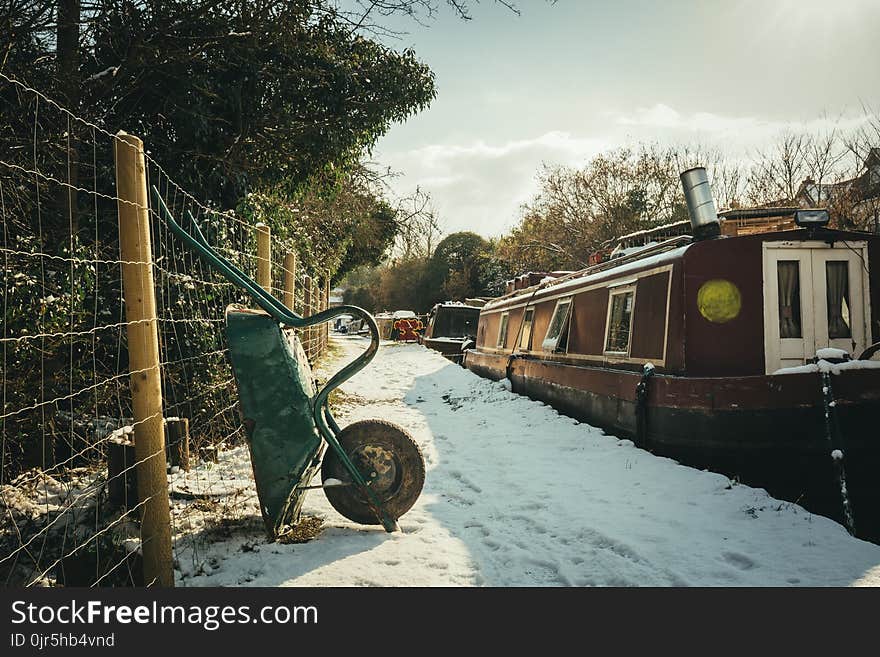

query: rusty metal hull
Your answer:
[464,349,880,541]
[423,337,469,363]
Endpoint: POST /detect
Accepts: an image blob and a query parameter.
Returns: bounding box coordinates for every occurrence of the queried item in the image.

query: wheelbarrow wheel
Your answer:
[322,419,425,525]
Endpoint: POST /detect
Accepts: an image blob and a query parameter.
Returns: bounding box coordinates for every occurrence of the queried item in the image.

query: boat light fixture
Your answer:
[794,209,830,228]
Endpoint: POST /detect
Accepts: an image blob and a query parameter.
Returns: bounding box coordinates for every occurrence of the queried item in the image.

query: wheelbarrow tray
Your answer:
[225,305,323,537]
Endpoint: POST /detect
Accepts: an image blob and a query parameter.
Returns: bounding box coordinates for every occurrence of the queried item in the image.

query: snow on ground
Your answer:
[175,335,880,587]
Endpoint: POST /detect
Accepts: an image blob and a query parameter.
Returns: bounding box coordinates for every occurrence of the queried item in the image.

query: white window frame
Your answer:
[519,307,535,351]
[603,286,637,357]
[542,297,573,352]
[496,311,510,348]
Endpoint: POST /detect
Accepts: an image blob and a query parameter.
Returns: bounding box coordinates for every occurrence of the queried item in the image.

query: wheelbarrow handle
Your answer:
[152,188,372,331]
[150,186,378,405]
[181,208,303,323]
[152,188,298,324]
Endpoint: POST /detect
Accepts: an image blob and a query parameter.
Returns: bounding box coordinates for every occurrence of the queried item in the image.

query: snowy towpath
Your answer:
[177,336,880,586]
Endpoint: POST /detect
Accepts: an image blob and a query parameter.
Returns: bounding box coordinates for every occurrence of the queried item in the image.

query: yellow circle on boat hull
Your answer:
[697,279,742,323]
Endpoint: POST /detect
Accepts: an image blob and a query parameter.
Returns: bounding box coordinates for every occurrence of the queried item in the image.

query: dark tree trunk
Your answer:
[56,0,80,237]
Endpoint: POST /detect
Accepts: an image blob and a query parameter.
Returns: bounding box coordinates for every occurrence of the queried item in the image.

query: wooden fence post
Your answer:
[323,273,330,352]
[283,252,296,310]
[107,433,137,509]
[303,274,312,359]
[165,417,190,472]
[256,223,271,293]
[313,278,321,356]
[114,131,174,587]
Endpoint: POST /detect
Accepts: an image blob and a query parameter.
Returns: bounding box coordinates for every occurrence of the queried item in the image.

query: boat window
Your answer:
[777,261,802,338]
[432,307,480,338]
[497,312,510,348]
[825,261,851,339]
[604,289,634,354]
[519,308,535,350]
[542,297,572,352]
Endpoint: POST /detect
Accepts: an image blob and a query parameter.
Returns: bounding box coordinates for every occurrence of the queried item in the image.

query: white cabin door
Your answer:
[810,250,867,357]
[763,241,869,373]
[764,248,815,372]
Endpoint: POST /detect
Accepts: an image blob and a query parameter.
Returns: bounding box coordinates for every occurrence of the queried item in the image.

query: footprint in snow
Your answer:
[445,492,474,507]
[464,523,490,537]
[483,539,502,552]
[450,470,482,494]
[722,552,756,570]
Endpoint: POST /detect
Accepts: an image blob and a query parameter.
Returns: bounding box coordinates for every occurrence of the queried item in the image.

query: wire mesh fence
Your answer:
[0,73,332,587]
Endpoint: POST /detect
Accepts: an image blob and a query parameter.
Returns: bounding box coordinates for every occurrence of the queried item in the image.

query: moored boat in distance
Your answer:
[422,302,482,364]
[374,312,395,340]
[374,310,421,341]
[392,310,422,342]
[464,167,880,542]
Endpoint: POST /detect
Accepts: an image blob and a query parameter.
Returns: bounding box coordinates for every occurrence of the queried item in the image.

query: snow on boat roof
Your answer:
[435,302,482,310]
[484,242,692,311]
[611,219,691,243]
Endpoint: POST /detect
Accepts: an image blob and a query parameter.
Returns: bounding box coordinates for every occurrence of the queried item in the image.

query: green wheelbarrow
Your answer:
[151,189,425,536]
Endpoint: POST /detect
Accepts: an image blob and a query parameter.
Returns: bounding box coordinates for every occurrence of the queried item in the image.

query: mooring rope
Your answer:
[820,370,856,536]
[634,363,655,449]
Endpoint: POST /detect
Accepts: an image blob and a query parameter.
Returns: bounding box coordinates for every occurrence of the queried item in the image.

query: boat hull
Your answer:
[464,349,880,542]
[424,337,469,364]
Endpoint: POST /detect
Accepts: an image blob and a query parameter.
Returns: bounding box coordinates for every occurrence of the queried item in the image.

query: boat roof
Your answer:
[483,225,877,313]
[432,302,483,311]
[484,238,692,311]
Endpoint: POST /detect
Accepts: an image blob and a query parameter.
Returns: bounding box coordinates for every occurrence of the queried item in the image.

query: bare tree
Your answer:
[747,132,811,205]
[496,144,707,272]
[325,0,551,37]
[392,186,442,259]
[843,104,880,232]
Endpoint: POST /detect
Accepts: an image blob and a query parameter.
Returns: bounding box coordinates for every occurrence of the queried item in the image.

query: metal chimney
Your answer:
[680,167,721,240]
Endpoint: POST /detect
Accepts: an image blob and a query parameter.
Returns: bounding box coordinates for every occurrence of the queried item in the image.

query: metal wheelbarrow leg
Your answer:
[151,188,424,535]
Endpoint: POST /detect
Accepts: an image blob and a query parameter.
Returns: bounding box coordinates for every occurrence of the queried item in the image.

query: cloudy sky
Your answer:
[369,0,880,238]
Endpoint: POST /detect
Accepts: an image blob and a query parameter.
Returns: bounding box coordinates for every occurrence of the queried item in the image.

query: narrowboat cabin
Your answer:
[464,167,880,541]
[423,302,482,363]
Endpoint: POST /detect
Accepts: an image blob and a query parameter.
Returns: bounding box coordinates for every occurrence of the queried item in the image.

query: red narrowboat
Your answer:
[464,168,880,541]
[392,310,422,342]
